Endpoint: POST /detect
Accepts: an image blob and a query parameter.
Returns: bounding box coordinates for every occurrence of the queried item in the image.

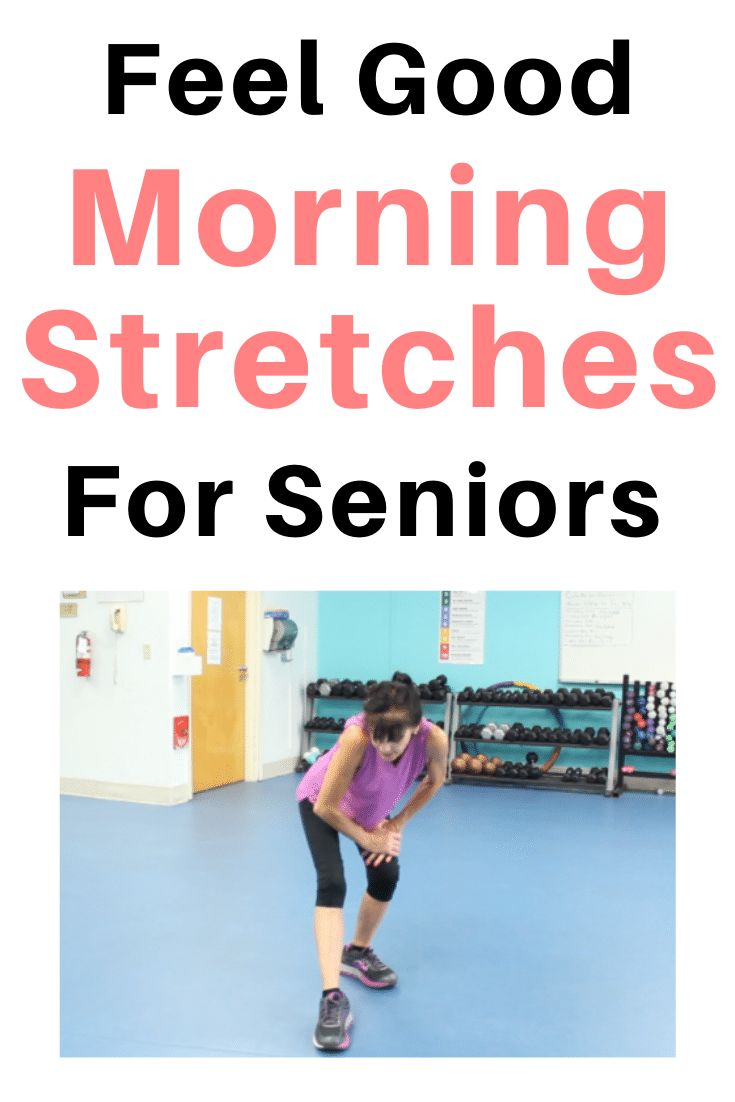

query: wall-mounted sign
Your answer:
[439,591,485,664]
[206,597,223,664]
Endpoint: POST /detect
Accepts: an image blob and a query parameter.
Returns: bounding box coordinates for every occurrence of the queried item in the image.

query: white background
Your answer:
[3,0,733,1096]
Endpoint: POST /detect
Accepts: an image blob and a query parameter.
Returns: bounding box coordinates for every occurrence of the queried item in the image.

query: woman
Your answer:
[296,675,448,1051]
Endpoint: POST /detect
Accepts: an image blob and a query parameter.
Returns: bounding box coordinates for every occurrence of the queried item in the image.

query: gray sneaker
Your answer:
[313,990,353,1051]
[340,944,398,988]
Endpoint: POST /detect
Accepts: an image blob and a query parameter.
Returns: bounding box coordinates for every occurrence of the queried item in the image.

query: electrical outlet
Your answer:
[143,644,152,660]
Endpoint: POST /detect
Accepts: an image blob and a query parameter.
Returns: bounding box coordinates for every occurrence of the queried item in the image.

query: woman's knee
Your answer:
[366,858,400,902]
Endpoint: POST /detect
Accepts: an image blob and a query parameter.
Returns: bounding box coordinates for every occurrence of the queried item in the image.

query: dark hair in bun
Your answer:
[364,676,422,741]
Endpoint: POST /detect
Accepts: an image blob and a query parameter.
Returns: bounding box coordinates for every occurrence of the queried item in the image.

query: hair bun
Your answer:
[391,671,413,685]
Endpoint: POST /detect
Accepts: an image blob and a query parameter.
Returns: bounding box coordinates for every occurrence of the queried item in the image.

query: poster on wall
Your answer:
[206,596,222,665]
[439,590,485,664]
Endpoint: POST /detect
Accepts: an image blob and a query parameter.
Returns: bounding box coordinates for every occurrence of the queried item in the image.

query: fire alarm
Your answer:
[173,715,189,749]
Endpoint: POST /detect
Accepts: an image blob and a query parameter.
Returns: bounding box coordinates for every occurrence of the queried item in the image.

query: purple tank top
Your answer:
[296,712,431,829]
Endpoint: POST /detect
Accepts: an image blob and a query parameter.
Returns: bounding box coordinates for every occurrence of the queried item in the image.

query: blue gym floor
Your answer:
[60,775,675,1057]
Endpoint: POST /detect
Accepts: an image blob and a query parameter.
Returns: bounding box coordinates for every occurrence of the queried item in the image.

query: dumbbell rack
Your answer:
[449,694,621,796]
[616,675,676,792]
[302,681,454,763]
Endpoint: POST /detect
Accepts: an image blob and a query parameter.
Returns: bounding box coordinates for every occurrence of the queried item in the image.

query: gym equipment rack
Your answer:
[616,674,676,792]
[298,680,679,798]
[448,687,621,796]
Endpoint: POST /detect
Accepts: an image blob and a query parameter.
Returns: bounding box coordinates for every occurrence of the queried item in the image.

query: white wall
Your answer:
[60,591,193,803]
[258,591,318,777]
[60,590,318,798]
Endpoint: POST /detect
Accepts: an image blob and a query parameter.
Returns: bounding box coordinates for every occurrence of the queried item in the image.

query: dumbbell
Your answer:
[428,675,448,699]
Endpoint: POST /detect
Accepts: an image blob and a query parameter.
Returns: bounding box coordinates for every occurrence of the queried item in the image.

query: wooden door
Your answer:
[191,591,246,793]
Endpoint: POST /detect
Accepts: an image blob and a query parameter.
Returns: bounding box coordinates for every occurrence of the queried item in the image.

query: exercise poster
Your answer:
[439,590,485,664]
[5,0,731,1096]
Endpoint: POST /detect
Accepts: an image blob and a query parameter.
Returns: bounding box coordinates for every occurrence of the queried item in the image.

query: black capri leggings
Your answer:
[299,797,400,908]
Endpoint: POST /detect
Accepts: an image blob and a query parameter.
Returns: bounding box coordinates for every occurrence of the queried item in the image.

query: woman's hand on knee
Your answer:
[363,822,401,865]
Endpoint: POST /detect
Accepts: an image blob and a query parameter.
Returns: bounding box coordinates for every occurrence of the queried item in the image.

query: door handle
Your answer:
[238,666,249,682]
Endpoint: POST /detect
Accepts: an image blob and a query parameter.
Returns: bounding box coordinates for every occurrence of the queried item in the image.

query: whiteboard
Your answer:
[560,591,675,684]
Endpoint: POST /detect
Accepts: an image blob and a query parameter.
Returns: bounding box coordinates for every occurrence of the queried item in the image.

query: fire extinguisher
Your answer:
[76,631,92,677]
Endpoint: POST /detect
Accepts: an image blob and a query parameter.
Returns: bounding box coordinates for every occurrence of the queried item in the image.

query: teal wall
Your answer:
[317,590,584,691]
[313,591,631,769]
[312,592,675,776]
